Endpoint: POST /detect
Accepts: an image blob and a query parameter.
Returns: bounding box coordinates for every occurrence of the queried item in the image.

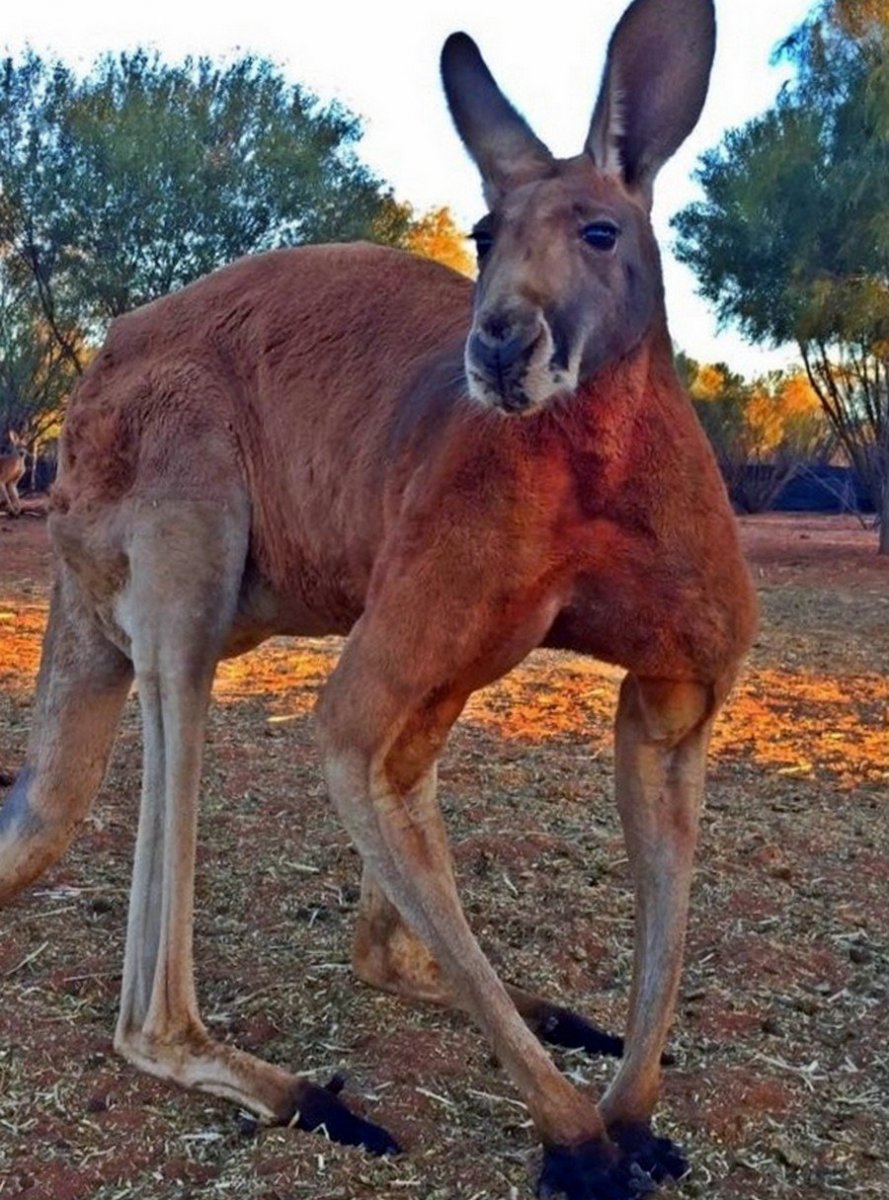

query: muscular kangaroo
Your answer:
[0,1,756,1195]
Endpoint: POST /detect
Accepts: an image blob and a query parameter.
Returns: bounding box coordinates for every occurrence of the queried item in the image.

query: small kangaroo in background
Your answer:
[0,1,756,1196]
[0,432,26,516]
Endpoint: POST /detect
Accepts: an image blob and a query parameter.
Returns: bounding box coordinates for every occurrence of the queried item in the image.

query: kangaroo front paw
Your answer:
[537,1139,654,1199]
[281,1075,401,1156]
[608,1123,688,1184]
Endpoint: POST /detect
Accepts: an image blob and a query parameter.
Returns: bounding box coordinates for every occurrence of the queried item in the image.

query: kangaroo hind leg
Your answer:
[0,569,133,905]
[6,479,22,515]
[112,497,399,1155]
[599,674,720,1184]
[354,867,625,1059]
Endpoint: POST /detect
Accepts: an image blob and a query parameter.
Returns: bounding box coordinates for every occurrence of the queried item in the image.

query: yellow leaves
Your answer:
[689,362,731,401]
[748,373,824,457]
[373,200,475,276]
[403,206,475,278]
[775,374,821,418]
[745,390,784,453]
[689,360,826,460]
[832,0,889,39]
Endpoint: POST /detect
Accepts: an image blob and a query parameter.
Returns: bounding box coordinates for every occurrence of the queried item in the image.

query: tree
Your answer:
[403,206,474,277]
[673,2,889,549]
[683,355,829,512]
[0,255,77,478]
[0,51,413,374]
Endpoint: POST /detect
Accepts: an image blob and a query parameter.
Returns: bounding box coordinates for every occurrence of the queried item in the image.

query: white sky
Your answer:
[4,0,815,375]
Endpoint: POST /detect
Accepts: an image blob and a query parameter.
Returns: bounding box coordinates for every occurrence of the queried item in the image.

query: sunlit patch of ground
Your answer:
[216,637,889,792]
[4,598,889,790]
[716,669,889,788]
[1,511,887,1200]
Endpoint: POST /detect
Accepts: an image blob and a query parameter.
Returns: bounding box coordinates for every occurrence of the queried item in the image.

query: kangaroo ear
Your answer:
[586,0,716,205]
[441,32,554,204]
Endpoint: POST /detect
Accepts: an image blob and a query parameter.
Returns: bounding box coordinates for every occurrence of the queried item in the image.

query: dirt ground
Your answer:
[0,509,887,1200]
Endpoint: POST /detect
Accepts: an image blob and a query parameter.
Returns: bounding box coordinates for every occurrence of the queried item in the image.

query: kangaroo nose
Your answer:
[469,328,532,375]
[469,330,527,374]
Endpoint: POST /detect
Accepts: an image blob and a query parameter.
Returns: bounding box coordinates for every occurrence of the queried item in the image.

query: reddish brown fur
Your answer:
[54,242,753,678]
[53,247,471,631]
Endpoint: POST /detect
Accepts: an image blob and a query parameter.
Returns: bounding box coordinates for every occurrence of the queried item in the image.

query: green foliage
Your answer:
[673,1,889,544]
[0,50,414,463]
[0,49,411,352]
[673,108,829,345]
[0,257,76,450]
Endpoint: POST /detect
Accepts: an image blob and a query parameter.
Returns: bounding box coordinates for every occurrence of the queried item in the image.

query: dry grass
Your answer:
[0,510,887,1200]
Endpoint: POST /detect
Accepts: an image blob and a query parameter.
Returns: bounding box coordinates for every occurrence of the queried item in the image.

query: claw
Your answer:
[534,1004,674,1066]
[282,1077,402,1156]
[539,1006,625,1058]
[609,1123,689,1184]
[234,1111,260,1138]
[538,1138,654,1200]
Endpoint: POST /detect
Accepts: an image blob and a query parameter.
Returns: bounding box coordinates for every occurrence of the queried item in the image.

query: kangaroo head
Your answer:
[441,0,715,415]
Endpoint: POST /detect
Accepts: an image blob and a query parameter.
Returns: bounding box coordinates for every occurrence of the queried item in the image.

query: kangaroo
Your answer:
[0,431,26,516]
[0,1,756,1195]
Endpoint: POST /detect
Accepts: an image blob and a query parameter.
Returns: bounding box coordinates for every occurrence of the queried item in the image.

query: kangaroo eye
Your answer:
[581,221,620,251]
[469,227,494,260]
